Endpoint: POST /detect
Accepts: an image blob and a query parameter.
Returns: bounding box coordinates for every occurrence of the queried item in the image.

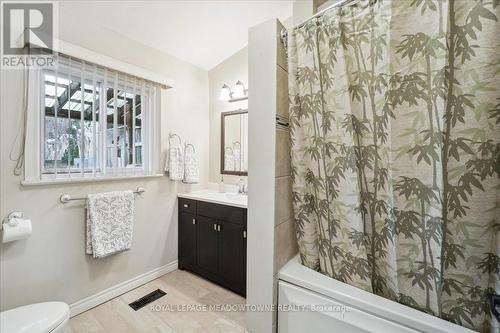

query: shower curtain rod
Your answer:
[280,0,357,44]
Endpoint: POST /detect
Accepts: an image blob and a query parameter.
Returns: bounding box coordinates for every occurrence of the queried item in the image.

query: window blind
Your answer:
[25,53,163,182]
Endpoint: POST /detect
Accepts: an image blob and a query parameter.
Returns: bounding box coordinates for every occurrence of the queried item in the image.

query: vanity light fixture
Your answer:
[219,81,248,102]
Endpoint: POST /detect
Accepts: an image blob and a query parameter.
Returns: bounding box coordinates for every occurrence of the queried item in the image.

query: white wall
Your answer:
[291,0,330,25]
[247,18,280,333]
[316,0,336,12]
[292,0,314,25]
[247,15,297,333]
[208,47,248,185]
[0,18,209,310]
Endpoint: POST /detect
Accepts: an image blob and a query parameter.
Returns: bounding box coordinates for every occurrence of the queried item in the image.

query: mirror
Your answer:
[221,110,248,175]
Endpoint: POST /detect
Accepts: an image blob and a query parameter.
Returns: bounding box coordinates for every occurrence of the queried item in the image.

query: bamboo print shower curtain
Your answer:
[288,0,499,331]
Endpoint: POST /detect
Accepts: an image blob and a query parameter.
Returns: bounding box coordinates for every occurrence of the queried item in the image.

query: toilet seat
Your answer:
[0,302,69,333]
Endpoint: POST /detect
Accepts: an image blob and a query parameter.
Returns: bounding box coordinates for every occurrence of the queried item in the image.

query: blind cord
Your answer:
[9,66,29,176]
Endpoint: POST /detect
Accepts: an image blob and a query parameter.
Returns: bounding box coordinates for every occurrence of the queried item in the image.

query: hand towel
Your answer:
[165,145,184,181]
[183,146,199,184]
[86,190,134,258]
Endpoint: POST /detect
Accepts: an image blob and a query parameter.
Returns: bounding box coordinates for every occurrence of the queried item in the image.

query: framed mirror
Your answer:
[221,109,248,176]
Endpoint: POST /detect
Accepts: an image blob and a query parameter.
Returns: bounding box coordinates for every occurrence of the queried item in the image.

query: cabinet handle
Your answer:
[243,231,247,239]
[217,225,221,232]
[213,223,217,231]
[192,218,196,225]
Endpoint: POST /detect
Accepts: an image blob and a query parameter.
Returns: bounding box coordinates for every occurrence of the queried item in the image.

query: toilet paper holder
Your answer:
[2,211,23,228]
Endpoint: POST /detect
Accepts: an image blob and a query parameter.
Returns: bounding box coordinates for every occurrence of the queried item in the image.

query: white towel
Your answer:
[165,145,184,181]
[183,146,199,184]
[86,190,134,258]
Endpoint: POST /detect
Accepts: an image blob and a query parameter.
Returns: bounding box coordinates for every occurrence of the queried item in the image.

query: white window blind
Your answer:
[24,54,163,183]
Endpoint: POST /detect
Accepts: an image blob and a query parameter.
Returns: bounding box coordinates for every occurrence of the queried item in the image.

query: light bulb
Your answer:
[219,84,231,101]
[233,80,246,99]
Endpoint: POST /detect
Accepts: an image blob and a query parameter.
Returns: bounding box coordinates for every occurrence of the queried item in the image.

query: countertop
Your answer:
[178,189,247,209]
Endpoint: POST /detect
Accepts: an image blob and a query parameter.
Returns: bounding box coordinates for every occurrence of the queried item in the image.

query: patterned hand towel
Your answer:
[183,146,199,184]
[165,145,184,181]
[86,190,134,258]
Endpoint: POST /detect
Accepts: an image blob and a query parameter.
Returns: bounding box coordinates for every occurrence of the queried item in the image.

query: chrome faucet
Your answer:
[238,179,247,195]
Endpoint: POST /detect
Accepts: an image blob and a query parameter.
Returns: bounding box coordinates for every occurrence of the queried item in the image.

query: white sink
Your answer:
[178,190,247,208]
[225,192,247,202]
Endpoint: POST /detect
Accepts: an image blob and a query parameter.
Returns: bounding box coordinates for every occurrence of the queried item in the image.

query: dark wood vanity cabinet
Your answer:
[178,198,247,297]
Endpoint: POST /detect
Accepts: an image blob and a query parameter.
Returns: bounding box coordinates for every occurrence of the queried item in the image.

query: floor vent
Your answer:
[129,289,166,311]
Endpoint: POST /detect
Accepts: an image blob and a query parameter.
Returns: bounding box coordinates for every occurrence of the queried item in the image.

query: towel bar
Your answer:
[59,186,145,204]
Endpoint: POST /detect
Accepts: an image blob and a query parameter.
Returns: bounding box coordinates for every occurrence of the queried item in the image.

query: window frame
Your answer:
[22,48,167,185]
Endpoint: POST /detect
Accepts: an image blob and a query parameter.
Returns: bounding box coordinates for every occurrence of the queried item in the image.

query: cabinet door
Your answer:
[179,212,197,267]
[197,216,218,273]
[217,220,244,284]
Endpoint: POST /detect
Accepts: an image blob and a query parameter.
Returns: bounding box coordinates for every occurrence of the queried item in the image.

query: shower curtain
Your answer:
[287,0,499,331]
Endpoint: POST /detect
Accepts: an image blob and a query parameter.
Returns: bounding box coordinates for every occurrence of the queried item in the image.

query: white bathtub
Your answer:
[277,256,477,333]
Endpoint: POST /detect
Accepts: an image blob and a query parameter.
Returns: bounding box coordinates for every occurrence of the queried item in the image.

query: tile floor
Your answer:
[67,270,247,333]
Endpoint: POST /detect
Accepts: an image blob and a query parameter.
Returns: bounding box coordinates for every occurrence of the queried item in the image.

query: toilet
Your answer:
[0,302,69,333]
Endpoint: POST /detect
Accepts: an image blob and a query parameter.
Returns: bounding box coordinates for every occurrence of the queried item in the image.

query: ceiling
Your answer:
[59,1,293,70]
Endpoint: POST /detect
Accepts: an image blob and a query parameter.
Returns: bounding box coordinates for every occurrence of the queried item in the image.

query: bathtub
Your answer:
[277,256,477,333]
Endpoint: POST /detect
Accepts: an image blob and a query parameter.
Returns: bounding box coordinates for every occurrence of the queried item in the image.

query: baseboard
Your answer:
[69,260,178,317]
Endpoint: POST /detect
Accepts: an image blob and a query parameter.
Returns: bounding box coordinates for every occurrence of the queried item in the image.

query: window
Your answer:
[24,54,163,183]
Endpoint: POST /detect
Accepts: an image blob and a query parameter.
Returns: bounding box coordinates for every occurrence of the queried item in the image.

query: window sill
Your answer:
[21,173,165,186]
